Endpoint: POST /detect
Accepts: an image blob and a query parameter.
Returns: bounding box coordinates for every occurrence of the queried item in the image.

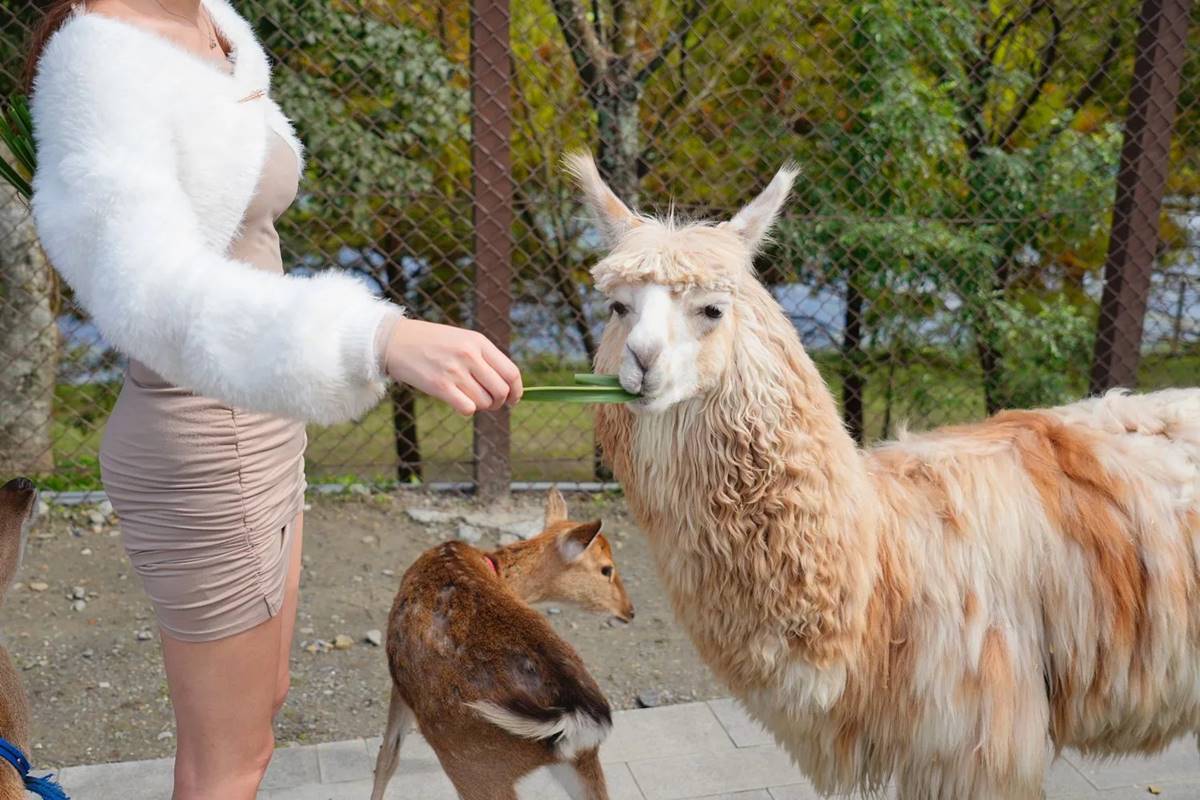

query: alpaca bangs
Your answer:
[590,219,753,295]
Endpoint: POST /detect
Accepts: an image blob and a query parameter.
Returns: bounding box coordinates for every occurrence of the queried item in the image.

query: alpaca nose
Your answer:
[627,343,661,374]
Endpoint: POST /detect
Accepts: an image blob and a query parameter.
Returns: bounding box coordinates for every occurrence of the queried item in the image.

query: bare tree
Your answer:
[550,0,713,206]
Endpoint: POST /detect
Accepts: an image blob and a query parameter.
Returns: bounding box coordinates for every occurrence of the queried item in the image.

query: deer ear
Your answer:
[726,162,800,253]
[564,151,641,245]
[557,520,602,563]
[544,487,568,525]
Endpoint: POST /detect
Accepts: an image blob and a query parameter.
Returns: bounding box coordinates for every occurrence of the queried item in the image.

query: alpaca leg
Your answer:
[548,748,608,800]
[370,687,414,800]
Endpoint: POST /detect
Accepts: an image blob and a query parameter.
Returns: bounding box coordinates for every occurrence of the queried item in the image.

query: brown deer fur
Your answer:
[371,490,634,800]
[0,478,37,800]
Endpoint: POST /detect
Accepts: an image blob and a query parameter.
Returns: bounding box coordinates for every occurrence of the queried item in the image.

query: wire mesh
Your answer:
[0,0,1197,490]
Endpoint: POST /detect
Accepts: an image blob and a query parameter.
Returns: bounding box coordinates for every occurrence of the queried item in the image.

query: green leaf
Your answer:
[522,385,639,403]
[572,373,623,387]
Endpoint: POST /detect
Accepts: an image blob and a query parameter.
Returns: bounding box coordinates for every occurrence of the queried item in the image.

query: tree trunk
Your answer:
[381,232,421,483]
[0,186,56,476]
[594,82,642,208]
[975,329,1006,415]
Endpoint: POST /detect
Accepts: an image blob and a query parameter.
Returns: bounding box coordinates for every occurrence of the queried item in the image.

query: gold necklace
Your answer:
[153,0,218,50]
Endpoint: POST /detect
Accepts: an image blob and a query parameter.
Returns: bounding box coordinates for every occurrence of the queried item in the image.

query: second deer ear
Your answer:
[544,487,568,525]
[558,520,602,563]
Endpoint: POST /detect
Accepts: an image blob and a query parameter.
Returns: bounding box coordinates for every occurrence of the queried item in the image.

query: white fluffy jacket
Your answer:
[31,0,397,424]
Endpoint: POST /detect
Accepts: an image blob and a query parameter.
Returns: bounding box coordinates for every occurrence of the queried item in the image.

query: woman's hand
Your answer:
[384,319,523,415]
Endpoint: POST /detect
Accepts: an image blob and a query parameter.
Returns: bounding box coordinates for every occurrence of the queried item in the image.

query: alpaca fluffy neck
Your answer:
[598,284,880,689]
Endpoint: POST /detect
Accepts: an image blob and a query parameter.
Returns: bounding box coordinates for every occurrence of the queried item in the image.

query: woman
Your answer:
[26,1,523,797]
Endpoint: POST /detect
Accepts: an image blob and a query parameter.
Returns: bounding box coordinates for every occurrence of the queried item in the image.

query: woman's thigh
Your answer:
[161,612,284,798]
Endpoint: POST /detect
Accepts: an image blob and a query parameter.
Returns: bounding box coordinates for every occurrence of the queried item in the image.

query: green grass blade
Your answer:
[573,373,623,388]
[522,385,639,403]
[0,94,36,198]
[0,159,31,199]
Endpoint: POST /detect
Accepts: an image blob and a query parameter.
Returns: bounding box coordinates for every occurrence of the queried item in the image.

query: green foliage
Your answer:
[0,94,34,201]
[992,297,1093,408]
[257,1,469,263]
[777,0,1126,417]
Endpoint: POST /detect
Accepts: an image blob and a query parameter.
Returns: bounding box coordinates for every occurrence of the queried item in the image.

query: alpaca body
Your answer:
[567,151,1200,799]
[371,491,633,800]
[609,353,1200,799]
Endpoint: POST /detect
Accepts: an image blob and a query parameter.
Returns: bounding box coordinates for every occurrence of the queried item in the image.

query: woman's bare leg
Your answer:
[163,512,305,800]
[162,616,283,800]
[274,513,304,716]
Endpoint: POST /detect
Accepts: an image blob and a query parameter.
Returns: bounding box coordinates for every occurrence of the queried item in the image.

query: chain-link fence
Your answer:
[0,0,1197,492]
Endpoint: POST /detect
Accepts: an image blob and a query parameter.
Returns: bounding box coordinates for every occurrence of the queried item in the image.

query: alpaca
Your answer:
[566,151,1200,799]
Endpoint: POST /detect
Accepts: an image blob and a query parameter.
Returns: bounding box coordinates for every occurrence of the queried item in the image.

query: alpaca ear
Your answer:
[558,520,602,563]
[544,487,568,525]
[726,163,800,252]
[564,151,641,245]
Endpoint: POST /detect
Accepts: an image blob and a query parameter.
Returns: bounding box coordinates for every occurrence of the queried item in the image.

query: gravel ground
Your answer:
[5,490,722,768]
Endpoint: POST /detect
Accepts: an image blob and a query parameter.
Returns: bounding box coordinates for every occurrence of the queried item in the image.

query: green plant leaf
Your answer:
[522,385,639,403]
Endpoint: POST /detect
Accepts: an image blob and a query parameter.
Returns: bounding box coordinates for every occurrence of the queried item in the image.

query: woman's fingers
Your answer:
[454,370,496,414]
[441,384,478,416]
[470,360,512,411]
[480,341,524,405]
[382,319,524,415]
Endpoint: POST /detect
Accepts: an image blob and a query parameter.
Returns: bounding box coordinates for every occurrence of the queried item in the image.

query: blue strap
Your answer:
[0,737,70,800]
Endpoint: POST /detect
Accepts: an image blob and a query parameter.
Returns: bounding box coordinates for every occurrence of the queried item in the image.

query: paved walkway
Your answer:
[56,699,1199,799]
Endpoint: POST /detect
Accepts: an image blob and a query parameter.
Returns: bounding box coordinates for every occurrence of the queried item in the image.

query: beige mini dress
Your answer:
[100,125,307,643]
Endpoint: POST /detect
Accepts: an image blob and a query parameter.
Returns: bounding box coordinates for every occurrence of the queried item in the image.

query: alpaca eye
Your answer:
[601,565,613,577]
[611,302,629,318]
[702,305,723,320]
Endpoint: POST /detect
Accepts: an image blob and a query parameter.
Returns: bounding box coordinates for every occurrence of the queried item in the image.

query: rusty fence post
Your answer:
[1088,0,1193,395]
[471,0,514,498]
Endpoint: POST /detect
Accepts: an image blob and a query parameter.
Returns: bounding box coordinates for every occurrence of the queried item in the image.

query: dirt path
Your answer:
[6,490,722,767]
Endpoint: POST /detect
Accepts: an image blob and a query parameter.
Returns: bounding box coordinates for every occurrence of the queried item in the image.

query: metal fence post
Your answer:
[1088,0,1193,395]
[471,0,514,498]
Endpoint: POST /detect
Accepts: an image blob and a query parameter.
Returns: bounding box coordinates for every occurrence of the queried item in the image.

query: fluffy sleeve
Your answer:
[29,27,398,425]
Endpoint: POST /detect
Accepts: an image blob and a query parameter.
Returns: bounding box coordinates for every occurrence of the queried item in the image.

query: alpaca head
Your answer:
[567,153,799,413]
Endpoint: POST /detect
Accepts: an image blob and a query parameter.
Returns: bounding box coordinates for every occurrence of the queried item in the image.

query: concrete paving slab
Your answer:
[627,744,807,800]
[317,738,372,784]
[1065,739,1200,791]
[601,701,735,764]
[707,698,774,749]
[261,743,321,791]
[54,700,1200,800]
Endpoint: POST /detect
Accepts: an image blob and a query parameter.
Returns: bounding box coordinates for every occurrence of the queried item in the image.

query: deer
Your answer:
[1,478,67,800]
[370,489,635,800]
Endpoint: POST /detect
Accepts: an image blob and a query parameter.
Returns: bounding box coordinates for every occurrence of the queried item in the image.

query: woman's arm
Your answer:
[31,39,396,424]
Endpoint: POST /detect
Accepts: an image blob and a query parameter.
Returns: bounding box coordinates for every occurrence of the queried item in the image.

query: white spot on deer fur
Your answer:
[467,700,610,759]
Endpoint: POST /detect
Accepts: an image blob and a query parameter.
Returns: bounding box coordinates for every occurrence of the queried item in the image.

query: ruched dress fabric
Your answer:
[100,124,307,643]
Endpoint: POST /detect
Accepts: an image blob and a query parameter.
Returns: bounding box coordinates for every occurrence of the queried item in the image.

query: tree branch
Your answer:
[633,0,713,86]
[985,0,1046,65]
[549,0,607,90]
[611,0,636,61]
[591,0,604,48]
[998,1,1061,148]
[1066,22,1120,117]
